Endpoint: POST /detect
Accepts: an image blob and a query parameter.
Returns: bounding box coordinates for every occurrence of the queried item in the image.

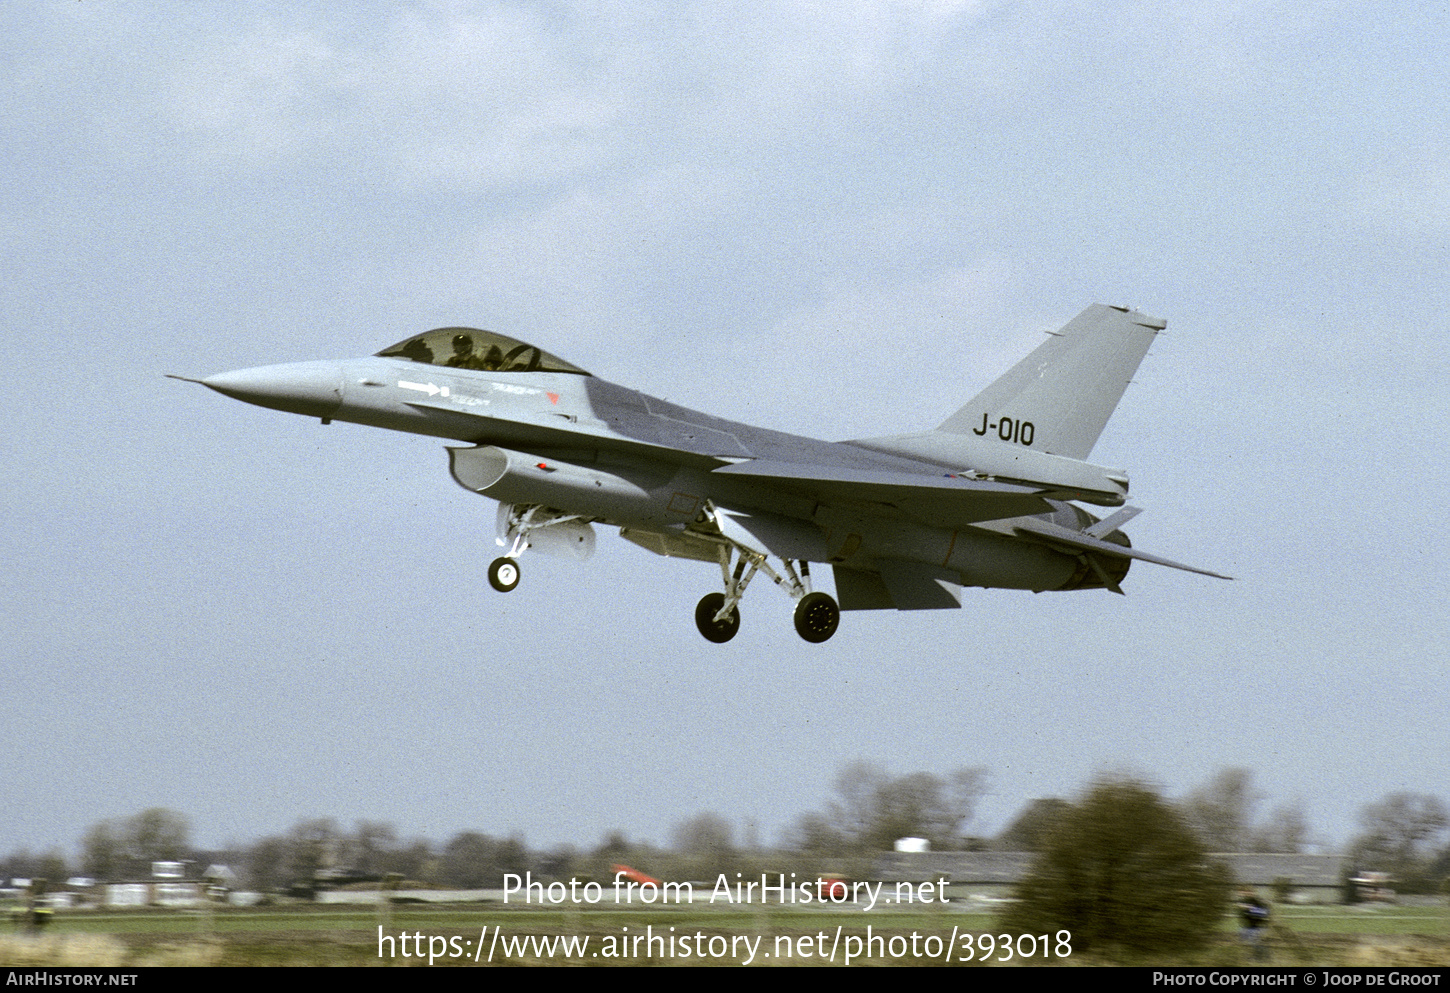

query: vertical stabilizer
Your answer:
[937,304,1165,460]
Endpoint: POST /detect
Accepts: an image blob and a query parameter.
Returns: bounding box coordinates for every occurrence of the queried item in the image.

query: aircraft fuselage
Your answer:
[202,354,1104,594]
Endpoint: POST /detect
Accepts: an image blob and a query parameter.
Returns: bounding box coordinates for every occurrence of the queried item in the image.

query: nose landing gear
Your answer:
[486,503,595,594]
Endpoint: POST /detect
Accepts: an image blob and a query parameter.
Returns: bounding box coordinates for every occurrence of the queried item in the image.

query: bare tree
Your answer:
[82,809,191,879]
[442,832,528,888]
[287,817,342,884]
[788,811,847,854]
[948,766,991,842]
[125,808,190,867]
[1182,768,1261,852]
[1248,801,1312,854]
[82,821,121,880]
[828,760,888,848]
[821,762,989,851]
[672,812,734,858]
[246,836,290,892]
[351,820,398,876]
[383,838,437,883]
[1350,792,1449,893]
[671,812,737,877]
[866,772,942,848]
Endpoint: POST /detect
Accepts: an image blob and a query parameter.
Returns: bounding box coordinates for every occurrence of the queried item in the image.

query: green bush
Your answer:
[1000,778,1230,956]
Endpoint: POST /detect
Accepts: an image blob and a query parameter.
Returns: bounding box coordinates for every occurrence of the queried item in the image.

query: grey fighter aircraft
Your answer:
[175,304,1228,643]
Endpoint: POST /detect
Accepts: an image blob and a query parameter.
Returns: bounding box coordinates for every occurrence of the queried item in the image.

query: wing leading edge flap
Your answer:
[1010,517,1234,581]
[710,459,1052,525]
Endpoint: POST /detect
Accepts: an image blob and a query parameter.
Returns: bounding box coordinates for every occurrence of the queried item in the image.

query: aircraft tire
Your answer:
[488,557,521,593]
[694,592,740,643]
[793,591,840,643]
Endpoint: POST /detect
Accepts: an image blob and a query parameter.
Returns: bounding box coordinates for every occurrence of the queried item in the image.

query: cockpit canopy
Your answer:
[376,327,590,375]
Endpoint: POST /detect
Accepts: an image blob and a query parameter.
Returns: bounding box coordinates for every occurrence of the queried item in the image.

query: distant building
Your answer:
[1225,854,1345,902]
[99,861,213,908]
[874,851,1347,904]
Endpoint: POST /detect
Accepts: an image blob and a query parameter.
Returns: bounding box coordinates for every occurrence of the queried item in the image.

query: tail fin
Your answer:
[937,304,1165,460]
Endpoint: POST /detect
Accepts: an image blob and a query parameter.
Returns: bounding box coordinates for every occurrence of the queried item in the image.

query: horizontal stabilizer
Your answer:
[710,459,1052,526]
[1011,516,1233,581]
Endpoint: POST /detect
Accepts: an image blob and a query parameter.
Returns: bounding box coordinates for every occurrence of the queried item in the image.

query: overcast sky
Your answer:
[3,1,1446,861]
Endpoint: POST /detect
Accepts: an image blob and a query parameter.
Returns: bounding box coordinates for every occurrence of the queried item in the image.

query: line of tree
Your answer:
[789,761,990,855]
[5,767,1447,897]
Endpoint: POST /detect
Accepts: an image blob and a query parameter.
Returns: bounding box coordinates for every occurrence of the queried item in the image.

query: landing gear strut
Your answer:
[693,516,841,643]
[486,503,596,595]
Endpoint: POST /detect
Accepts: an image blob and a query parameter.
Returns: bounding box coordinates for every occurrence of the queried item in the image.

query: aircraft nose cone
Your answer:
[202,361,344,420]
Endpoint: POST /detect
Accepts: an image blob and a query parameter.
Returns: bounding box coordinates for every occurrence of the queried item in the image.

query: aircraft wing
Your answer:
[1006,515,1234,581]
[709,458,1054,527]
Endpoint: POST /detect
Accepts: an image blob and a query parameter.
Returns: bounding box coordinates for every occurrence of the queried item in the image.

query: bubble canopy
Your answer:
[375,327,590,375]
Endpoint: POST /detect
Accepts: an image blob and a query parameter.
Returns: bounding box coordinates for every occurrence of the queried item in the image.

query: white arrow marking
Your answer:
[398,380,450,398]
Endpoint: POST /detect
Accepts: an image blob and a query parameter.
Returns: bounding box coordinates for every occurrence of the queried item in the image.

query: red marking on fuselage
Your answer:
[546,392,560,405]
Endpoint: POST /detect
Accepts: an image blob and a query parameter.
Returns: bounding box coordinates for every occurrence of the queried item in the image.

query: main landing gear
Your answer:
[793,591,840,644]
[694,592,740,644]
[693,540,840,644]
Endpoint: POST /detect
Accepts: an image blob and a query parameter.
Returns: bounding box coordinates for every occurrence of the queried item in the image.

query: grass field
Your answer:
[4,901,1448,967]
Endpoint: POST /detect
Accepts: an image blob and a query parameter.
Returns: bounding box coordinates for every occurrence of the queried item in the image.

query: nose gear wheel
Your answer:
[488,557,520,592]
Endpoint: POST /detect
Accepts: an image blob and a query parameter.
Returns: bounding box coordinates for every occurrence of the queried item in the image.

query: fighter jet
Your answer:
[175,304,1228,643]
